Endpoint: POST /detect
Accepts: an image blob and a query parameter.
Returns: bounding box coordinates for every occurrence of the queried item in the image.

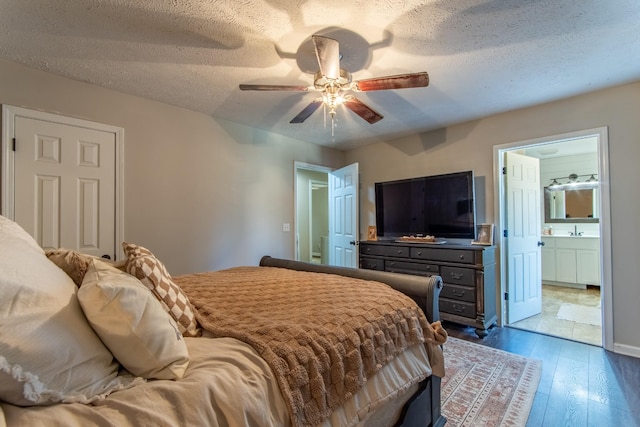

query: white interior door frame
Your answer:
[1,105,125,259]
[493,127,613,351]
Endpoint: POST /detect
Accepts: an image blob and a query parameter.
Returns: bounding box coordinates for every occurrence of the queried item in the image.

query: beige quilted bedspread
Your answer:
[175,266,446,427]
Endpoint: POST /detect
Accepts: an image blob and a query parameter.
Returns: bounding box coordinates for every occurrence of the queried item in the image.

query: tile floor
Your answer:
[509,284,602,346]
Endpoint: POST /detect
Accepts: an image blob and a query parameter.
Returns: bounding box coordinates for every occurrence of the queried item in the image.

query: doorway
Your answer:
[293,161,359,268]
[309,180,329,264]
[494,127,613,350]
[295,165,329,264]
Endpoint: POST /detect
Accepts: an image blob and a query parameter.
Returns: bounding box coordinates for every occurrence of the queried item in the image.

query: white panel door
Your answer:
[12,115,117,259]
[505,151,542,323]
[328,163,358,267]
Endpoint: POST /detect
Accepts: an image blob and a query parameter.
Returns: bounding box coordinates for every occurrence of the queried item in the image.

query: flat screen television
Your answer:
[375,171,476,239]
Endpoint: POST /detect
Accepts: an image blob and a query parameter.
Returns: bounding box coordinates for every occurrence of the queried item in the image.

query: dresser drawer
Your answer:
[360,244,386,256]
[440,283,476,303]
[385,260,439,276]
[360,244,409,258]
[440,266,476,286]
[410,247,475,264]
[440,299,476,318]
[360,257,384,270]
[383,246,409,258]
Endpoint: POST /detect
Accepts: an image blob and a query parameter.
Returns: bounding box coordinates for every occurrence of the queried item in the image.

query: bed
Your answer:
[0,214,446,427]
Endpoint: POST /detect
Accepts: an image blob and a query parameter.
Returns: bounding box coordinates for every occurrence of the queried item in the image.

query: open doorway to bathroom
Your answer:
[494,128,613,350]
[294,162,329,264]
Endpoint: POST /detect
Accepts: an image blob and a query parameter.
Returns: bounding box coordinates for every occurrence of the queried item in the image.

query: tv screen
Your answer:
[375,171,476,239]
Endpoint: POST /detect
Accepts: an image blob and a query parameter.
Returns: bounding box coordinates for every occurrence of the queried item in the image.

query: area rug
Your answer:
[556,302,601,326]
[441,337,542,427]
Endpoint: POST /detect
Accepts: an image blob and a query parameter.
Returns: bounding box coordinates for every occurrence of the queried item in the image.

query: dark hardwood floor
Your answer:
[443,321,640,426]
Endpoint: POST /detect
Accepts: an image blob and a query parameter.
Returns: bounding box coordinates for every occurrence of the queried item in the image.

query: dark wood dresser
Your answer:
[360,240,497,337]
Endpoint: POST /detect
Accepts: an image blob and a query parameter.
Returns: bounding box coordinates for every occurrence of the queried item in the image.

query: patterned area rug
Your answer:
[442,337,542,427]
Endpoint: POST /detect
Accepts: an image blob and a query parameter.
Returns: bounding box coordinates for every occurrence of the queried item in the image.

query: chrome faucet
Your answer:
[569,225,583,236]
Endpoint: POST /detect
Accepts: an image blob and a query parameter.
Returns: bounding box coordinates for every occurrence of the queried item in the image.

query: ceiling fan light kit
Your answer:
[239,34,429,135]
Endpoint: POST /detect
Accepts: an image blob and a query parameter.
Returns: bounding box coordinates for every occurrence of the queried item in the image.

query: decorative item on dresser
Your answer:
[360,240,497,338]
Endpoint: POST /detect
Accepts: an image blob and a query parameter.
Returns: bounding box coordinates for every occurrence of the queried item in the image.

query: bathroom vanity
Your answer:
[541,235,600,288]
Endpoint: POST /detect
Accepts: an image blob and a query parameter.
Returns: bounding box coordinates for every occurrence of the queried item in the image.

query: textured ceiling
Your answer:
[1,0,639,150]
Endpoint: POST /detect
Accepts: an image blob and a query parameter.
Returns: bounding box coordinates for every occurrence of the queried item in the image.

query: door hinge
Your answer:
[502,166,506,175]
[503,229,508,238]
[504,292,509,301]
[12,138,16,151]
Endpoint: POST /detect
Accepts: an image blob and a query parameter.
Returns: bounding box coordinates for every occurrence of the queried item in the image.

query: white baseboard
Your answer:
[613,343,640,359]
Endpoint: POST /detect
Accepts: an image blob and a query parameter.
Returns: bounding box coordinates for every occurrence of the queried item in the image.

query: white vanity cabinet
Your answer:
[541,236,600,287]
[541,236,557,282]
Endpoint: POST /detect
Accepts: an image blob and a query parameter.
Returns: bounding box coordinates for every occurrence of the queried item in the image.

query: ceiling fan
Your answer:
[239,35,429,131]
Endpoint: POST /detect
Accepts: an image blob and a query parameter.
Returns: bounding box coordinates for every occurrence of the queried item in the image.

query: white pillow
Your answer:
[0,215,142,406]
[79,259,190,379]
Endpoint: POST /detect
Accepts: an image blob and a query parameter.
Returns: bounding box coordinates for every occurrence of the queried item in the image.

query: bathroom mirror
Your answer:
[544,183,599,223]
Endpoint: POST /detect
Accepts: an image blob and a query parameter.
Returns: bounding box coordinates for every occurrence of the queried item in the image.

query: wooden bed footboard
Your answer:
[258,256,446,427]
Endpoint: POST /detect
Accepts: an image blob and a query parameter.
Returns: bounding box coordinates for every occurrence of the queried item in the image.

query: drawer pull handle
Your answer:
[417,251,422,256]
[449,272,464,280]
[452,290,465,297]
[452,304,465,313]
[397,250,403,254]
[459,254,465,260]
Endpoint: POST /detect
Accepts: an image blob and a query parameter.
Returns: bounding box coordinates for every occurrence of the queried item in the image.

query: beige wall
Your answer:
[0,58,345,274]
[345,81,640,352]
[3,55,639,352]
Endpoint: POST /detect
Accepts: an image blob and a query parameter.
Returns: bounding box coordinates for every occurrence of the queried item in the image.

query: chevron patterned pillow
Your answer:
[122,242,200,337]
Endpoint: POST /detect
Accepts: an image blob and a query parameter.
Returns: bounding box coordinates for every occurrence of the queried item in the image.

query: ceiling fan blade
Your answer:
[239,84,309,91]
[312,35,340,80]
[344,97,383,124]
[353,72,429,91]
[290,100,323,123]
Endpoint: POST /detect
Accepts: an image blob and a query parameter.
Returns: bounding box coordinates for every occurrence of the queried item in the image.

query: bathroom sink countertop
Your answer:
[541,234,600,238]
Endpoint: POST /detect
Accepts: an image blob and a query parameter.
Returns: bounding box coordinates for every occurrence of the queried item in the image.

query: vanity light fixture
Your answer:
[548,173,598,189]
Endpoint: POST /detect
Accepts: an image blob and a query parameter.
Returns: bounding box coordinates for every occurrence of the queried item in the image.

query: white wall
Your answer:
[0,58,345,274]
[345,81,640,352]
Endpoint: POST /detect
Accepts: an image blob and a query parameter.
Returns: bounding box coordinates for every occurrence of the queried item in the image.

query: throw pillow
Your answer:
[79,259,190,379]
[46,248,126,287]
[0,215,142,406]
[122,242,200,337]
